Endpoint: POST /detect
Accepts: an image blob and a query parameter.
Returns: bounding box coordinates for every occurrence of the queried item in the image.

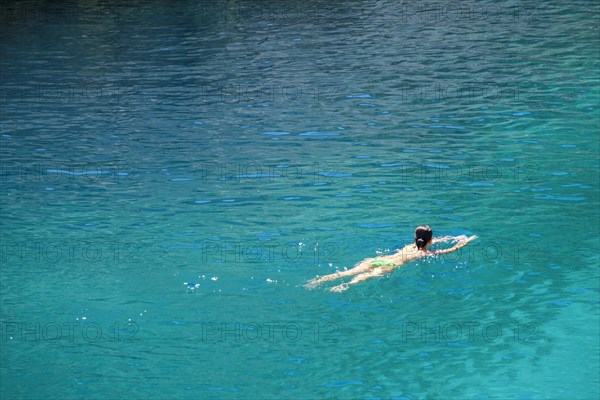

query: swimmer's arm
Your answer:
[431,236,454,244]
[431,235,470,244]
[431,235,478,255]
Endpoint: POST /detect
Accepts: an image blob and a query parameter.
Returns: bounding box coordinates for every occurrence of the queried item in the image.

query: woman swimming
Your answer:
[306,225,477,292]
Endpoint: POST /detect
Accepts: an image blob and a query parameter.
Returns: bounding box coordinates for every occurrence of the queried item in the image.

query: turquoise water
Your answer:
[1,1,599,399]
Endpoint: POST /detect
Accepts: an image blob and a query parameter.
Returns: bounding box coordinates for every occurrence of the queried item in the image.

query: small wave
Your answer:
[299,131,339,136]
[535,195,586,201]
[261,131,291,135]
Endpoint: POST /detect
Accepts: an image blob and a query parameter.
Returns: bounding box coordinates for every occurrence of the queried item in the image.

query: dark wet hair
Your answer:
[415,225,433,249]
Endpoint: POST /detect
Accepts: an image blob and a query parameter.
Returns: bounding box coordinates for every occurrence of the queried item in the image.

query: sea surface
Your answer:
[1,1,599,399]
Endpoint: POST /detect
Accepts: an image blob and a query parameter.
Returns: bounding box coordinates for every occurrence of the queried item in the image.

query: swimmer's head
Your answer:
[415,225,433,249]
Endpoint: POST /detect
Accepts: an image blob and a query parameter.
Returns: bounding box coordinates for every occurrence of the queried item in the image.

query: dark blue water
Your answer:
[1,1,599,399]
